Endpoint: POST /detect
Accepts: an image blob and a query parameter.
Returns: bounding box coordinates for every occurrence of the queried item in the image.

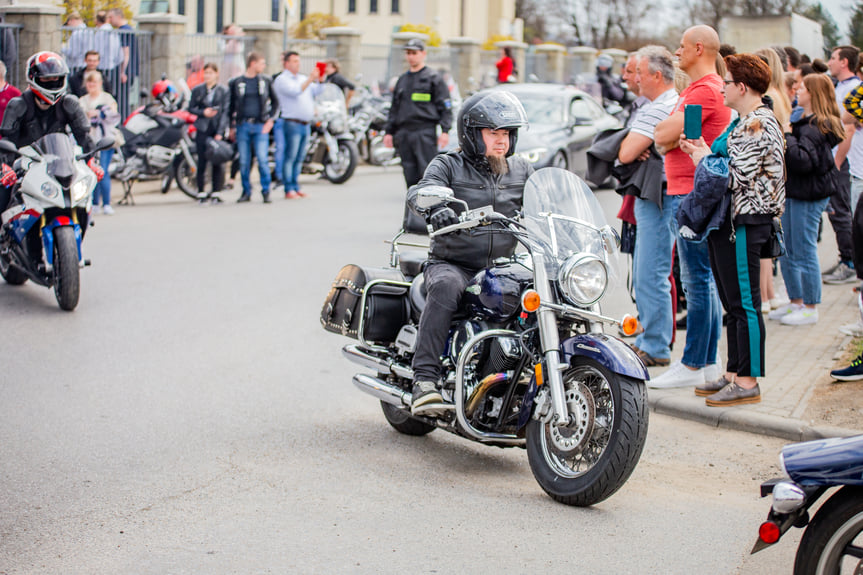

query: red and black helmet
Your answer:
[26,51,69,105]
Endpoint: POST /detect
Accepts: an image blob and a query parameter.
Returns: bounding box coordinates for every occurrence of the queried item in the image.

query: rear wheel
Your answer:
[526,357,648,506]
[794,486,863,575]
[380,401,435,436]
[174,155,200,199]
[53,226,80,311]
[323,140,358,184]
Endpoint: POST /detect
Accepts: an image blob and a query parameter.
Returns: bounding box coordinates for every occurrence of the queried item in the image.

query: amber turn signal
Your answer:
[534,363,543,386]
[521,290,541,312]
[620,314,640,337]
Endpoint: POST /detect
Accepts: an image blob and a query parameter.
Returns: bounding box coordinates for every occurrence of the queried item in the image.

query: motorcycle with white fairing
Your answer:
[321,167,649,506]
[0,133,113,310]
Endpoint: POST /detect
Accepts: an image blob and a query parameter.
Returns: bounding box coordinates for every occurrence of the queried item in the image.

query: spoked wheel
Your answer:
[174,156,201,199]
[525,357,648,506]
[380,400,435,436]
[323,140,359,184]
[52,226,80,311]
[794,486,863,575]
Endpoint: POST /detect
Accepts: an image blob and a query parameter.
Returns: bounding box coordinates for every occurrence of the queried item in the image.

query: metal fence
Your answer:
[60,26,152,119]
[185,33,257,86]
[0,23,22,88]
[282,39,337,75]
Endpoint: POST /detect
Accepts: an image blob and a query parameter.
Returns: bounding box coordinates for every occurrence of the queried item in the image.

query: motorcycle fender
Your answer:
[42,218,82,267]
[559,333,649,381]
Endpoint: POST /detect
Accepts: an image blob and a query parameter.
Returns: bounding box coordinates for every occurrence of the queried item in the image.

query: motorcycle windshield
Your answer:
[316,83,347,118]
[522,167,620,281]
[32,133,76,185]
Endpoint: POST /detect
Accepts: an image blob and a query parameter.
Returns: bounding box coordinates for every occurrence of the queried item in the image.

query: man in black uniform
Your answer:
[405,90,533,414]
[0,51,96,212]
[383,38,453,233]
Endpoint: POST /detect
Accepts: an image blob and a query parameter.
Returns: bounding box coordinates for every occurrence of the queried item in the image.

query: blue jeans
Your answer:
[237,121,271,197]
[282,120,310,192]
[273,118,285,182]
[674,201,722,369]
[781,197,830,305]
[633,192,677,359]
[92,148,114,206]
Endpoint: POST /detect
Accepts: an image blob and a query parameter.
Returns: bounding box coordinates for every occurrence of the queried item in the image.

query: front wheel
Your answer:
[525,357,648,506]
[323,140,358,184]
[794,486,863,575]
[380,400,435,436]
[174,155,200,199]
[53,226,80,311]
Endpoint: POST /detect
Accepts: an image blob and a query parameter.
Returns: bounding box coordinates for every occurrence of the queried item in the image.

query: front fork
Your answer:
[532,252,571,427]
[41,214,83,272]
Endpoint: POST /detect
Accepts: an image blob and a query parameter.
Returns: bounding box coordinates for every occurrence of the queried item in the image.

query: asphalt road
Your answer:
[0,166,803,573]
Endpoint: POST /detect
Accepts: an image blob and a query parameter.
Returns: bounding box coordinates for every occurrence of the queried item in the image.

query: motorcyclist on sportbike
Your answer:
[0,51,100,213]
[406,90,533,415]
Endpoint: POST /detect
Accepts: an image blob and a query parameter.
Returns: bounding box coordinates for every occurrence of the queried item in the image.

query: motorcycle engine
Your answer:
[146,146,176,171]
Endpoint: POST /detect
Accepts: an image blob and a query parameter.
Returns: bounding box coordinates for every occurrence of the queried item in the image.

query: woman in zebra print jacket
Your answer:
[679,53,785,407]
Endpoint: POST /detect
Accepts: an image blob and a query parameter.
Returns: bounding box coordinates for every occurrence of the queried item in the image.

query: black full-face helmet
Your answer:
[27,51,69,105]
[457,90,528,162]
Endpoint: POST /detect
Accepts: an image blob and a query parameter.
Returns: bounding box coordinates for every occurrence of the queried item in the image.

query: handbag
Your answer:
[761,217,786,259]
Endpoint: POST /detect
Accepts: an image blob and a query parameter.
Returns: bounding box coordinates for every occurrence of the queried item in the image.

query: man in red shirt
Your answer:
[0,59,21,131]
[650,25,732,390]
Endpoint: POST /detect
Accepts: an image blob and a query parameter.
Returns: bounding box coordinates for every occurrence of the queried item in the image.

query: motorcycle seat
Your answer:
[409,273,468,324]
[399,250,426,279]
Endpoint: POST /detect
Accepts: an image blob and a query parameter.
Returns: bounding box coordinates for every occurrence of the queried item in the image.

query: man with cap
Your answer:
[383,38,453,233]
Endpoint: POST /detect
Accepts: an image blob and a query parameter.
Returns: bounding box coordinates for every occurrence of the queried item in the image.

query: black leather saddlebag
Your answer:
[320,265,409,343]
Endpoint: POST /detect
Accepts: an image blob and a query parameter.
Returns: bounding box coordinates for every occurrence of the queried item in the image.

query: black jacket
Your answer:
[784,115,842,202]
[227,74,279,126]
[189,83,230,137]
[0,91,92,156]
[69,68,113,99]
[408,151,534,270]
[385,66,452,136]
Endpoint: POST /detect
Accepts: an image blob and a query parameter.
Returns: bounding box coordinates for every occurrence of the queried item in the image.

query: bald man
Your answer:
[649,25,732,392]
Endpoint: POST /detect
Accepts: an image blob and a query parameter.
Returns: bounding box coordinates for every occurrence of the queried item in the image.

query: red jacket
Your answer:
[496,56,513,83]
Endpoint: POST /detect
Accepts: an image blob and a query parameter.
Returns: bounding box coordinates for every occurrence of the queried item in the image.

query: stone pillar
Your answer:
[390,32,429,76]
[601,48,628,74]
[137,14,187,86]
[535,43,566,84]
[496,40,527,83]
[0,4,63,85]
[568,46,597,80]
[242,22,283,75]
[447,37,480,96]
[320,26,361,81]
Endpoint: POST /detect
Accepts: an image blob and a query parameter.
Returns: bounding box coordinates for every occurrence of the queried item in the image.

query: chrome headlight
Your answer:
[517,147,547,164]
[558,253,608,306]
[328,119,345,135]
[71,174,96,203]
[41,182,60,200]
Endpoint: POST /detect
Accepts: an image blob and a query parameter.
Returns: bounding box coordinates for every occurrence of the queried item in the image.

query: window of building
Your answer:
[196,0,204,32]
[139,0,171,13]
[348,0,356,13]
[271,0,278,21]
[370,0,378,14]
[391,0,398,13]
[216,0,224,33]
[300,0,307,20]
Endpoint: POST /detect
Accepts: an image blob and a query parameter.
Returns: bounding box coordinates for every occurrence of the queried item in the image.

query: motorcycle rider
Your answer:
[406,90,533,414]
[0,51,98,213]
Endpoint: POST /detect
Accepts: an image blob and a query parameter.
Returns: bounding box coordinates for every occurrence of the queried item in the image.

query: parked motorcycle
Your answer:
[348,87,395,166]
[303,84,359,184]
[321,167,648,506]
[0,134,114,310]
[751,434,863,574]
[110,83,199,203]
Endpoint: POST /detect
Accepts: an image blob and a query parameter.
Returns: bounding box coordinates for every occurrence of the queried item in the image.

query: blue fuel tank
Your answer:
[463,263,534,323]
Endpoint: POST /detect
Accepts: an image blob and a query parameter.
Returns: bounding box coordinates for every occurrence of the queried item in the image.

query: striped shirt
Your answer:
[629,88,679,140]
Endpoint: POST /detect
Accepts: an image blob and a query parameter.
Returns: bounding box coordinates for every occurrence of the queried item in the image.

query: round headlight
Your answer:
[558,253,608,306]
[328,119,345,135]
[41,182,60,200]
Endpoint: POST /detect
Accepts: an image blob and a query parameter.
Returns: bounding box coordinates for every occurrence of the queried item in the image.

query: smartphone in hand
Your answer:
[684,104,702,140]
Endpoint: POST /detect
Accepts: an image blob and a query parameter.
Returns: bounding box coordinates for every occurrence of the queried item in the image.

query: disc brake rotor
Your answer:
[548,382,595,455]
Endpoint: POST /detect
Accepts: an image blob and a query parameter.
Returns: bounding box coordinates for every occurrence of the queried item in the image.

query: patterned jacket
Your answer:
[727,106,785,224]
[844,82,863,122]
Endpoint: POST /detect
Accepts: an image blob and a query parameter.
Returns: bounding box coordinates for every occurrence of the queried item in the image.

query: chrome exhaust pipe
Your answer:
[352,373,411,407]
[342,344,413,380]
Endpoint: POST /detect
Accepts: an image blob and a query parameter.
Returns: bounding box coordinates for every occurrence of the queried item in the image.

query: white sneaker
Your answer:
[768,303,801,321]
[761,301,771,313]
[839,321,863,337]
[769,295,790,309]
[703,356,722,383]
[102,205,115,215]
[647,361,706,389]
[91,205,101,215]
[781,307,818,325]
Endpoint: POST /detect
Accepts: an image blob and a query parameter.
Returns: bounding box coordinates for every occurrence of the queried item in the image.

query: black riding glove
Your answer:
[428,206,459,231]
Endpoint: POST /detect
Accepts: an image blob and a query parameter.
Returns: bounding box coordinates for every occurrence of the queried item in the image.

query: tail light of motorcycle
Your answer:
[758,521,781,544]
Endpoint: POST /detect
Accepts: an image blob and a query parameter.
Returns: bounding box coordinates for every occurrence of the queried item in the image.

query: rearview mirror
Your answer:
[0,139,18,154]
[414,185,454,210]
[95,136,115,151]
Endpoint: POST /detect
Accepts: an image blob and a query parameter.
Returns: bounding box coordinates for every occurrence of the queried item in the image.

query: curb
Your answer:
[647,390,861,442]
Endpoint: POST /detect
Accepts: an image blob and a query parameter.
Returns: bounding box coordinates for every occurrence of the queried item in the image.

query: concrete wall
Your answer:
[720,13,823,59]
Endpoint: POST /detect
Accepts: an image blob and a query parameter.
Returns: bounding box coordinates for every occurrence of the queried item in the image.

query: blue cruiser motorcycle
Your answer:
[321,168,649,506]
[752,434,863,574]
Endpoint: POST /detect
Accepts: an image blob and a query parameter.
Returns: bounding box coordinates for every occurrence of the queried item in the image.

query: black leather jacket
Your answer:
[189,83,230,137]
[408,151,534,270]
[785,115,842,202]
[0,91,93,156]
